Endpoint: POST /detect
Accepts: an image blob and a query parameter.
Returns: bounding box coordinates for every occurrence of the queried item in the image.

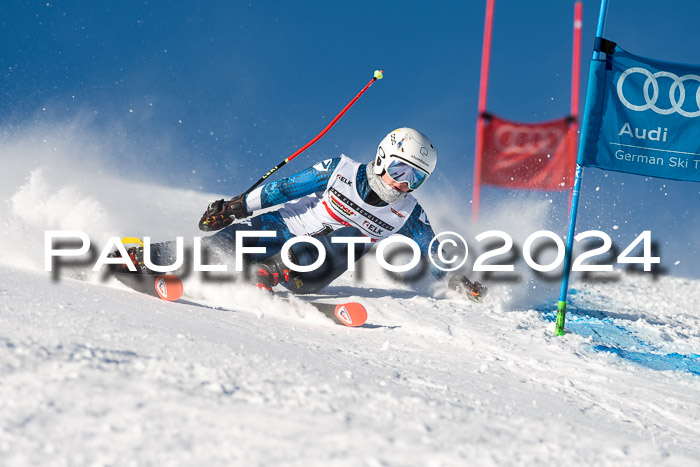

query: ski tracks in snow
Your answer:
[2,268,700,465]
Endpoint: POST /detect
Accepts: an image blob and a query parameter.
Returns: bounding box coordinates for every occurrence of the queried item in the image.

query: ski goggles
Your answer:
[385,159,429,190]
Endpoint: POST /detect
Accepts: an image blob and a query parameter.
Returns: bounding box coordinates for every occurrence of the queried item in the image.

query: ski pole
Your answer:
[242,69,384,196]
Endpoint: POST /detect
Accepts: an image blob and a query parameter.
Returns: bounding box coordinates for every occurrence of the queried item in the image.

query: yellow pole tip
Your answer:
[373,70,384,80]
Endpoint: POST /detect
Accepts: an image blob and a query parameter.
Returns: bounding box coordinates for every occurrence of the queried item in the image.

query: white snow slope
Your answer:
[2,129,700,466]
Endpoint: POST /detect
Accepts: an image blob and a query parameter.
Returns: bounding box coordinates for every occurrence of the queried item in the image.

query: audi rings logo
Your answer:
[493,124,564,155]
[617,67,700,118]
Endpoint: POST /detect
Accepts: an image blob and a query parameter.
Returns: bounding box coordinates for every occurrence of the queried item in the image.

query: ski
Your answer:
[113,272,184,302]
[294,299,368,327]
[110,230,366,326]
[112,272,365,327]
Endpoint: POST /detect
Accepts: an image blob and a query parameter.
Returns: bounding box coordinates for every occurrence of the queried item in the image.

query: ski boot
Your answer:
[448,274,487,303]
[107,238,183,301]
[107,237,150,274]
[253,249,304,293]
[255,263,290,292]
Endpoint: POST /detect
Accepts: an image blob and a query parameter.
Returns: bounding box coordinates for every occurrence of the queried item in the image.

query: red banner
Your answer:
[479,114,575,190]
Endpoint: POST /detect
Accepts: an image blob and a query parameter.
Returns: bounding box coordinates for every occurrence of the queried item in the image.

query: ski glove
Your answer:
[448,274,487,303]
[198,194,250,231]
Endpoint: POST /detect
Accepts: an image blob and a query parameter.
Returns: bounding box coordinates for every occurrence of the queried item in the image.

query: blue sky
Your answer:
[1,0,698,277]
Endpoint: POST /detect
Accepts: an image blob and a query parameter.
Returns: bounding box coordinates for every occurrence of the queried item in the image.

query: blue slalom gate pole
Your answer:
[556,0,610,336]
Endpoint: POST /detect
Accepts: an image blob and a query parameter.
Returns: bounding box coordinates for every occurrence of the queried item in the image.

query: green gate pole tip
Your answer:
[555,301,567,336]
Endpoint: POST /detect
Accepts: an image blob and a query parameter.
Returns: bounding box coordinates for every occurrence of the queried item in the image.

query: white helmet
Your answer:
[373,128,437,191]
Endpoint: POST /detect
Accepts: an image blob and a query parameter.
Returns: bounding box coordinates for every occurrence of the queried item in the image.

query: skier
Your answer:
[199,127,485,300]
[122,128,485,301]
